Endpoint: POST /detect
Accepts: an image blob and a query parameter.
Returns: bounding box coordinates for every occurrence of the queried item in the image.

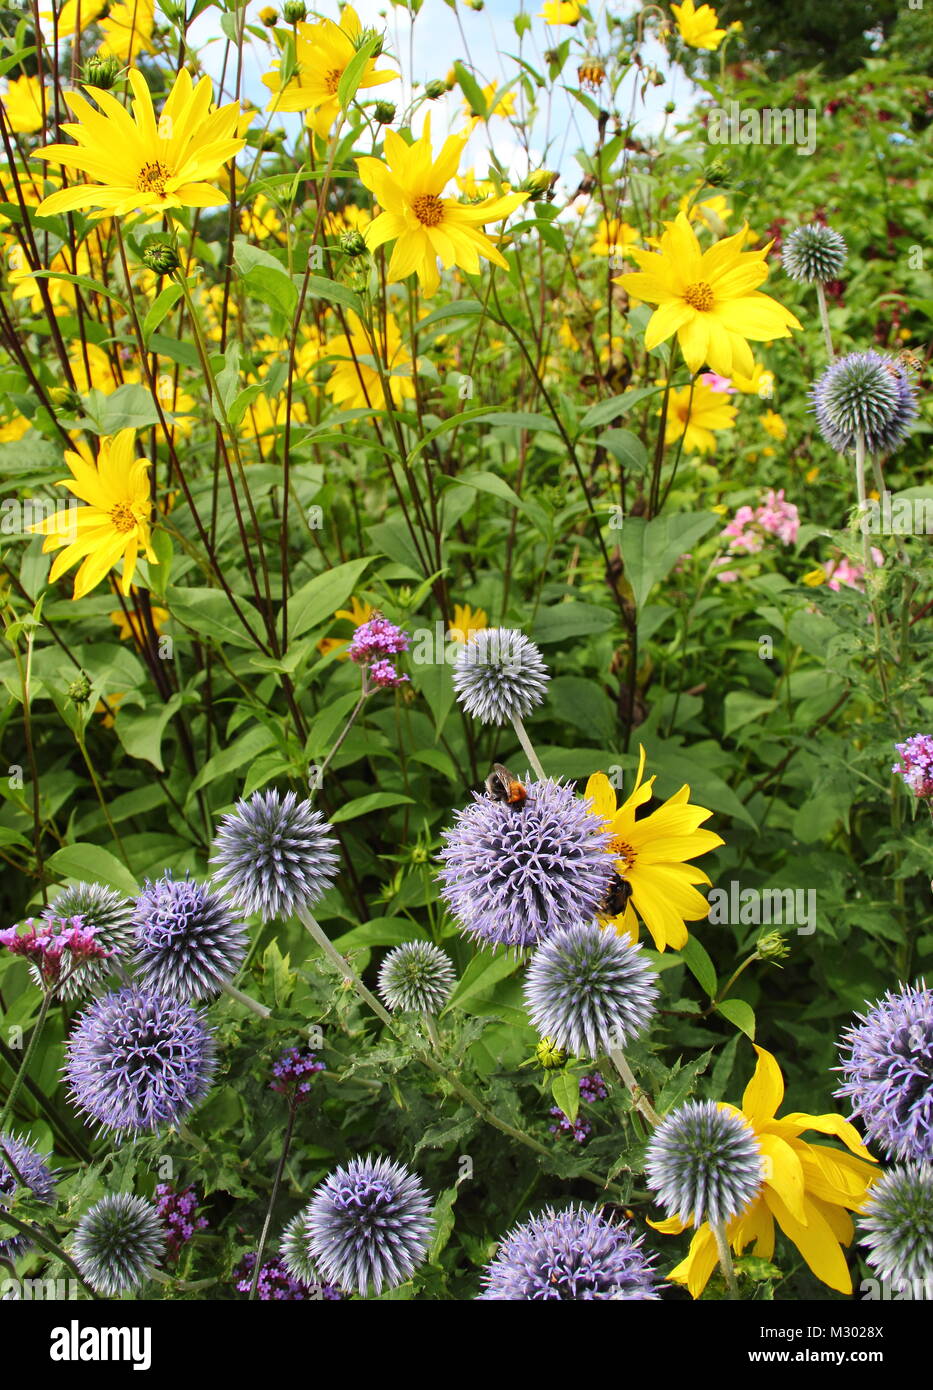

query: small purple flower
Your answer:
[348,616,409,664]
[155,1183,208,1260]
[0,1133,55,1260]
[892,735,933,800]
[233,1251,341,1300]
[579,1071,608,1104]
[368,658,408,688]
[837,982,933,1161]
[548,1108,592,1144]
[304,1155,434,1296]
[270,1047,325,1104]
[0,916,110,996]
[133,873,248,1000]
[210,789,340,922]
[438,779,614,948]
[478,1204,661,1300]
[65,987,216,1137]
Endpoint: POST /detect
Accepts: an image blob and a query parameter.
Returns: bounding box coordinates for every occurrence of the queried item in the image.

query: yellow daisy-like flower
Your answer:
[590,216,639,259]
[34,68,246,219]
[652,1047,878,1297]
[357,115,527,296]
[671,0,727,50]
[664,378,736,455]
[3,74,46,133]
[318,594,375,657]
[760,409,787,441]
[463,82,516,125]
[323,309,416,413]
[616,213,801,378]
[110,599,169,643]
[732,361,774,398]
[539,0,580,24]
[448,603,487,642]
[0,412,31,444]
[30,429,157,600]
[99,0,156,62]
[584,747,723,952]
[39,0,106,42]
[262,5,395,138]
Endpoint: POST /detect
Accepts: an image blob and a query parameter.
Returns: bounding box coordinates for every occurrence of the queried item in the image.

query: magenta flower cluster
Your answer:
[348,616,409,688]
[892,735,933,800]
[549,1072,608,1145]
[270,1047,325,1103]
[233,1251,342,1300]
[155,1183,209,1260]
[0,915,110,992]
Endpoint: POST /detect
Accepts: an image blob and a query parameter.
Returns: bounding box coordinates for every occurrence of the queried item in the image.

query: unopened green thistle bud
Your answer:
[82,55,121,90]
[141,240,180,276]
[339,229,367,258]
[410,844,428,865]
[424,79,446,100]
[282,0,306,21]
[373,100,396,124]
[68,673,93,705]
[703,158,730,188]
[535,1037,566,1070]
[258,5,278,26]
[648,67,665,86]
[755,931,790,962]
[522,169,558,202]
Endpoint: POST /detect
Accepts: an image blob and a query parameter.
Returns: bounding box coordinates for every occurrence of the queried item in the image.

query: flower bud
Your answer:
[282,0,306,20]
[141,240,180,276]
[534,1036,566,1070]
[373,100,396,124]
[82,55,121,90]
[68,674,93,705]
[258,6,278,26]
[755,930,790,962]
[424,79,446,100]
[339,229,367,258]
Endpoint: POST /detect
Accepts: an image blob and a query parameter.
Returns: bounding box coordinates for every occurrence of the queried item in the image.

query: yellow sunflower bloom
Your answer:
[3,74,47,133]
[584,747,723,952]
[539,0,580,24]
[262,5,395,138]
[731,361,774,397]
[356,114,527,297]
[448,603,488,642]
[30,428,157,600]
[110,599,169,642]
[652,1047,878,1297]
[98,0,156,62]
[34,68,246,219]
[322,309,416,413]
[590,216,640,259]
[615,213,801,379]
[664,378,736,455]
[760,409,787,441]
[671,0,727,50]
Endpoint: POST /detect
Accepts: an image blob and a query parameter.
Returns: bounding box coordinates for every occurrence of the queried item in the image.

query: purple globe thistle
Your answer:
[65,987,216,1137]
[782,223,847,283]
[812,351,917,455]
[837,982,933,1161]
[0,1133,55,1260]
[859,1163,933,1292]
[438,779,614,948]
[478,1204,661,1300]
[210,789,340,922]
[523,923,658,1057]
[645,1100,765,1227]
[42,882,134,999]
[73,1194,164,1295]
[452,627,549,726]
[155,1183,208,1261]
[133,873,248,1000]
[377,941,456,1013]
[892,735,933,800]
[270,1047,325,1103]
[305,1155,434,1296]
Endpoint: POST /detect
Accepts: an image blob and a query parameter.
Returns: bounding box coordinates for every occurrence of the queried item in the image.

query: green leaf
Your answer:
[288,556,375,638]
[453,60,486,118]
[329,793,415,824]
[188,725,277,796]
[262,939,294,1008]
[680,935,718,999]
[337,30,382,111]
[142,282,183,344]
[596,428,648,474]
[46,843,138,897]
[428,1187,459,1262]
[446,949,520,1012]
[331,917,429,950]
[167,587,260,650]
[80,384,161,435]
[622,513,719,612]
[546,676,616,744]
[656,1050,714,1115]
[551,1071,580,1124]
[532,601,616,645]
[717,998,756,1040]
[114,692,187,771]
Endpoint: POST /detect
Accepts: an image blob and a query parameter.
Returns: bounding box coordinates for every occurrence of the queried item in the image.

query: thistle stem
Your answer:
[249,1101,297,1301]
[423,1012,441,1052]
[220,980,271,1020]
[815,281,834,362]
[296,905,394,1027]
[510,714,546,782]
[0,989,53,1135]
[609,1047,661,1127]
[712,1219,740,1299]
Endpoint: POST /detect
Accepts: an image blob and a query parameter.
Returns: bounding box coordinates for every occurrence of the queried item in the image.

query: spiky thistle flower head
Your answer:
[438,780,615,948]
[377,940,456,1013]
[0,1133,55,1260]
[812,351,917,455]
[859,1162,933,1292]
[836,982,933,1161]
[478,1204,661,1300]
[451,627,549,725]
[305,1154,434,1296]
[210,789,340,922]
[73,1194,164,1296]
[782,223,847,283]
[523,922,658,1057]
[41,882,134,999]
[133,872,248,1000]
[645,1099,765,1227]
[279,1211,343,1297]
[65,987,216,1137]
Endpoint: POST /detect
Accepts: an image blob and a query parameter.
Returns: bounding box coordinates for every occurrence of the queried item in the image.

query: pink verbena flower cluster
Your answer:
[0,915,109,990]
[269,1046,325,1104]
[347,616,410,688]
[155,1183,208,1260]
[892,735,933,799]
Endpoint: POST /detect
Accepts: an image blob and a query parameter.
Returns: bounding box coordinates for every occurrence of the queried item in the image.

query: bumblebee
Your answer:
[485,763,530,811]
[602,871,633,917]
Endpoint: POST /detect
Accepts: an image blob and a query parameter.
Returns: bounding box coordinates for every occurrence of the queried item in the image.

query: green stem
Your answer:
[510,714,546,782]
[249,1102,297,1301]
[0,989,53,1135]
[609,1046,661,1127]
[815,281,834,362]
[220,980,271,1020]
[0,1205,99,1298]
[713,1219,739,1299]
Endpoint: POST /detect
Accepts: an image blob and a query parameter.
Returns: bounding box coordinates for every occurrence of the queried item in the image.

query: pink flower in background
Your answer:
[700,371,736,394]
[824,548,884,593]
[757,489,799,544]
[721,505,764,554]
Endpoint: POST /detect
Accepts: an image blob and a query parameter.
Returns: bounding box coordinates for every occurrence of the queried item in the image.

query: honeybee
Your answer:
[885,350,925,377]
[602,872,633,917]
[484,763,530,811]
